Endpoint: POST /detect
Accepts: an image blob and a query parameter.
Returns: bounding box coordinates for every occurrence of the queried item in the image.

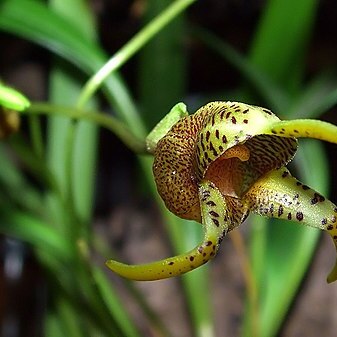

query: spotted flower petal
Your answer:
[107,101,337,282]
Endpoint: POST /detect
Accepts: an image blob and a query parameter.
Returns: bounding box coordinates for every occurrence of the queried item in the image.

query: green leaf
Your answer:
[91,268,142,337]
[249,0,319,94]
[289,73,337,119]
[46,0,98,228]
[138,0,187,129]
[193,28,289,112]
[0,209,73,262]
[0,143,44,213]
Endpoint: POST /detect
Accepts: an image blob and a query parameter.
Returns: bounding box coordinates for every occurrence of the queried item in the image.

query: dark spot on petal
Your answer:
[222,135,228,143]
[215,129,220,139]
[168,261,174,265]
[206,201,216,206]
[263,108,272,115]
[209,142,218,157]
[231,116,237,124]
[278,205,284,217]
[209,211,219,217]
[314,193,325,202]
[282,171,289,178]
[287,213,292,220]
[189,256,194,262]
[212,218,220,227]
[296,212,304,221]
[220,108,227,119]
[206,241,212,246]
[206,130,211,142]
[211,114,216,126]
[243,119,248,124]
[327,224,333,230]
[302,185,310,190]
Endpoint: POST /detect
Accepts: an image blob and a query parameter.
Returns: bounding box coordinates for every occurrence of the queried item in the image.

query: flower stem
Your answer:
[27,103,147,153]
[76,0,197,109]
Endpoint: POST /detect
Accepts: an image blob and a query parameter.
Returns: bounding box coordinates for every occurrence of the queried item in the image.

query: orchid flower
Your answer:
[107,101,337,282]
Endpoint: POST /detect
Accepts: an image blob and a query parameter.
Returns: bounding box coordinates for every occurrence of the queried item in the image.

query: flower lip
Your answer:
[192,101,284,182]
[204,144,251,198]
[203,134,298,200]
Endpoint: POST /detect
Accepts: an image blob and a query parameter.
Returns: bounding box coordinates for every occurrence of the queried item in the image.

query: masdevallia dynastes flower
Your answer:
[107,101,337,283]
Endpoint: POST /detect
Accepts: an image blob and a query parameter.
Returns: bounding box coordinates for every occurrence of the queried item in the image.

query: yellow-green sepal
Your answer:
[146,102,188,153]
[0,83,30,111]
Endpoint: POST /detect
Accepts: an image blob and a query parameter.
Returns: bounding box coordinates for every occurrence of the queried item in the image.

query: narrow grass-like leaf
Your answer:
[55,296,87,337]
[193,28,289,112]
[249,0,319,94]
[49,0,98,227]
[0,144,44,213]
[289,74,337,119]
[92,267,142,337]
[27,103,146,153]
[0,209,73,262]
[138,0,187,128]
[45,311,66,337]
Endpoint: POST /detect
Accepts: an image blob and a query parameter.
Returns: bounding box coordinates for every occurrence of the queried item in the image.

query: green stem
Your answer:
[27,103,147,153]
[76,0,196,109]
